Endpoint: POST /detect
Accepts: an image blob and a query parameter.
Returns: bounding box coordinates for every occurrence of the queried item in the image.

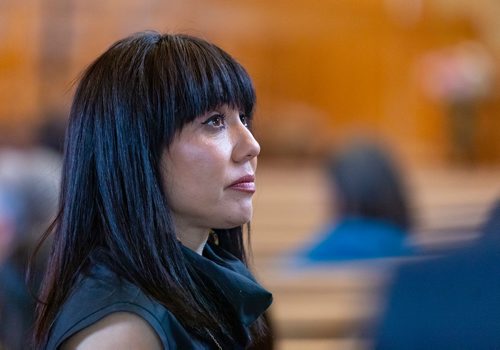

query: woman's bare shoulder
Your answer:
[60,312,162,350]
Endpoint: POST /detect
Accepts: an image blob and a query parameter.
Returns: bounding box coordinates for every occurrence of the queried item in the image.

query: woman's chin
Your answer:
[216,211,253,229]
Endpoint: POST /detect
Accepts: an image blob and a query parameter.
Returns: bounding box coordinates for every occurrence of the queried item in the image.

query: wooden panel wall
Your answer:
[1,0,499,164]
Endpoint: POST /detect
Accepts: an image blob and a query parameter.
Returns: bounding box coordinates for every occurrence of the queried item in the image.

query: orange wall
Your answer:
[1,0,499,164]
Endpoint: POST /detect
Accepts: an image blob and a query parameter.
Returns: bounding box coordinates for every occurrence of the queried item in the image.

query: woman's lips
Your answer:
[228,175,256,193]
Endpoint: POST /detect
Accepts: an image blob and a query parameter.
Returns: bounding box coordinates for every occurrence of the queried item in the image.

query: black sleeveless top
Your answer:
[45,244,272,349]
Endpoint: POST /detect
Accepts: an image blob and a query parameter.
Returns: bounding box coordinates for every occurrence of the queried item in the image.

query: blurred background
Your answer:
[1,0,500,349]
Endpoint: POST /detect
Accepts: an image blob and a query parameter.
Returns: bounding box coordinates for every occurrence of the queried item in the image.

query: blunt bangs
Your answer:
[71,31,256,153]
[158,34,256,128]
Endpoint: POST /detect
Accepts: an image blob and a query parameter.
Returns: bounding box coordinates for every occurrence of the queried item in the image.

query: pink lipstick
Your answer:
[228,175,256,193]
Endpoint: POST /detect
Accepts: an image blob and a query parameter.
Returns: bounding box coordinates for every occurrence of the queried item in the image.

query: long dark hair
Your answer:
[32,31,263,347]
[328,141,411,231]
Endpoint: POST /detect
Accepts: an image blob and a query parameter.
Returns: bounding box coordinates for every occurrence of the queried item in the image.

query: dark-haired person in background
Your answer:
[32,31,272,349]
[301,141,415,262]
[374,200,500,349]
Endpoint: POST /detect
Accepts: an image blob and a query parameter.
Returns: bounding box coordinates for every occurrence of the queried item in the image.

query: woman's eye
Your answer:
[203,114,225,128]
[240,114,250,128]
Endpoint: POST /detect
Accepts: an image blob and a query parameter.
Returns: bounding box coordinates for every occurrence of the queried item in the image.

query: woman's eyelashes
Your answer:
[202,113,226,129]
[201,112,252,130]
[240,114,250,128]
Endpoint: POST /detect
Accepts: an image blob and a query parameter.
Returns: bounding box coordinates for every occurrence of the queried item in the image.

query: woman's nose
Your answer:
[232,124,261,163]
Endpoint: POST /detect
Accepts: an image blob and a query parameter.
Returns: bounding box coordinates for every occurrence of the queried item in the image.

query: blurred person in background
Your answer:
[300,140,415,262]
[0,146,61,350]
[374,199,500,349]
[37,115,67,155]
[416,41,495,165]
[32,31,272,350]
[0,183,30,350]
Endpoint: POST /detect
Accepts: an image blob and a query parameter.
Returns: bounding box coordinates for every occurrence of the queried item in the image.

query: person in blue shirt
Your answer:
[303,141,414,262]
[374,200,500,349]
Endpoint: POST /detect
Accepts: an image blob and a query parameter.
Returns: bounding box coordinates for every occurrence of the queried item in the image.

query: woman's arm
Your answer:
[61,312,162,350]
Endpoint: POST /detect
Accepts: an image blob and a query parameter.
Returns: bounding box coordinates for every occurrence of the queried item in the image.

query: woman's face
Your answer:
[161,104,260,233]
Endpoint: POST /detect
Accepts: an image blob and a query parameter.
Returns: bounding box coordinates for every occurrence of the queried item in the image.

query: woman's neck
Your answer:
[173,219,209,255]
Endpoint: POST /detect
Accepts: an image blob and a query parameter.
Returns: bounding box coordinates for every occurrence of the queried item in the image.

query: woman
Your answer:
[32,31,272,349]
